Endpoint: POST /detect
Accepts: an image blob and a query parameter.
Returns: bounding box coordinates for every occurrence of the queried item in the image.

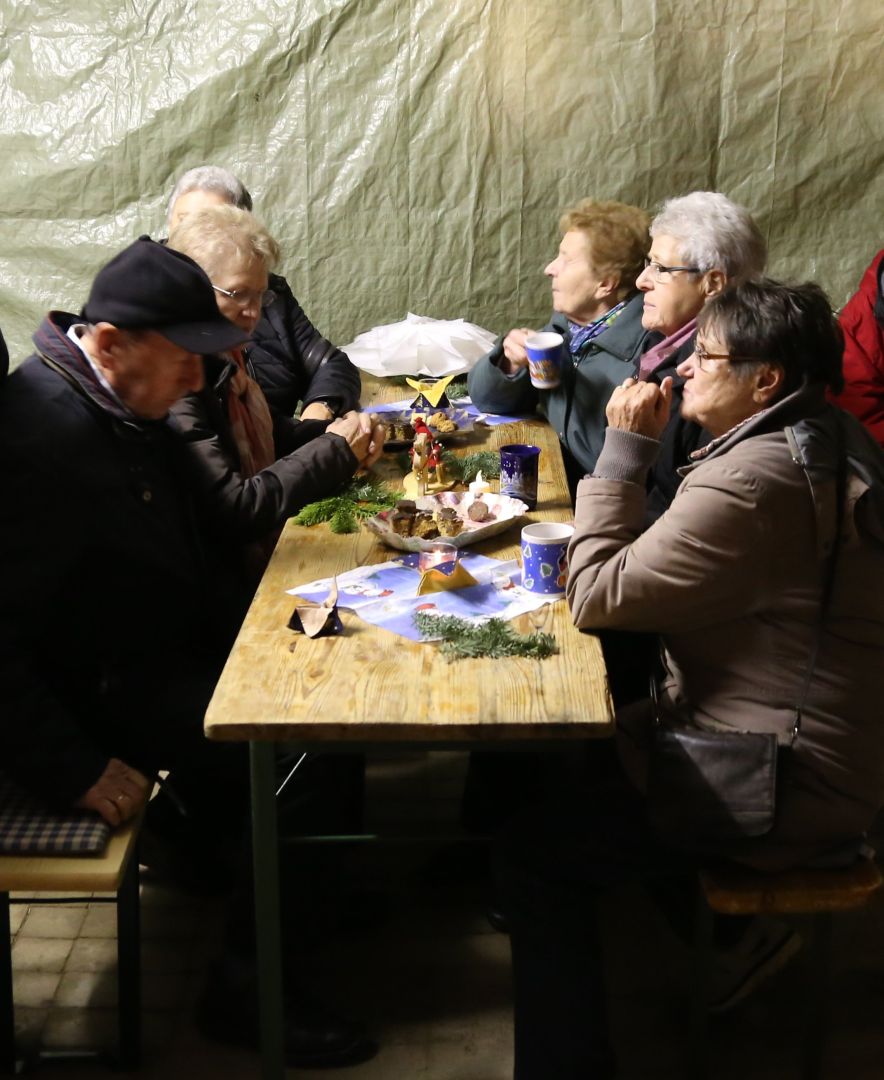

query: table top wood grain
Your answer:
[204,378,613,744]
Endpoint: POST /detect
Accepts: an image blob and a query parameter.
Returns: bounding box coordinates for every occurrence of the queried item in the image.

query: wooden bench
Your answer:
[0,814,142,1073]
[689,856,882,1080]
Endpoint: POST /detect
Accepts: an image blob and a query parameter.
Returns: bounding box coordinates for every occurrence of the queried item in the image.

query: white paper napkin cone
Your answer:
[342,313,497,377]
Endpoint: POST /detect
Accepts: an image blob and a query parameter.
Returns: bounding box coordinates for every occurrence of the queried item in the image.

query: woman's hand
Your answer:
[328,411,386,469]
[499,328,533,374]
[606,376,673,441]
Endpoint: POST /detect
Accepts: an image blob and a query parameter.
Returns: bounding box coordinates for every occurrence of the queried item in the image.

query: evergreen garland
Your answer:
[292,477,401,533]
[414,612,558,662]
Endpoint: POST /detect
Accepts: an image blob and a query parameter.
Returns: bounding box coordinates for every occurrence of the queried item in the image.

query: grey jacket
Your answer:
[567,387,884,869]
[467,294,655,481]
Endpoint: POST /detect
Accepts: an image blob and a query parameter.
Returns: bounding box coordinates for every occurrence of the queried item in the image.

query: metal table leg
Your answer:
[250,742,285,1080]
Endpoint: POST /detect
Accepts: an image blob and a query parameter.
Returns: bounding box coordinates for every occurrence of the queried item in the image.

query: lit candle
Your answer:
[419,541,458,572]
[468,471,491,498]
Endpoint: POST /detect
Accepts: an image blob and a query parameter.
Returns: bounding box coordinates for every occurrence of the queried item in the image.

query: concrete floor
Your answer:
[8,751,884,1078]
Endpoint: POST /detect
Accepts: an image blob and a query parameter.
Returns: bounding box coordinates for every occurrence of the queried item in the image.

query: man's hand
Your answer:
[328,411,386,469]
[606,376,674,442]
[74,758,150,826]
[499,328,533,374]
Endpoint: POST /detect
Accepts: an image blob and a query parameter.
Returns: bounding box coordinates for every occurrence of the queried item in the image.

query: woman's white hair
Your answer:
[166,166,252,226]
[167,204,279,276]
[650,191,767,285]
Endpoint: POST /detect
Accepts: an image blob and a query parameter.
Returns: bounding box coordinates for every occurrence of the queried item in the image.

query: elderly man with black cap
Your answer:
[0,238,247,820]
[0,239,377,1068]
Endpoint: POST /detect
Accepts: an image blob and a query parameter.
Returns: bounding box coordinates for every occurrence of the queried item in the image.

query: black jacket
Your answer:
[169,354,360,548]
[0,314,242,805]
[248,272,362,416]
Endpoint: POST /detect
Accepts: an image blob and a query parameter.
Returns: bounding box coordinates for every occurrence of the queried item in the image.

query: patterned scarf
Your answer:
[567,300,628,356]
[225,347,276,477]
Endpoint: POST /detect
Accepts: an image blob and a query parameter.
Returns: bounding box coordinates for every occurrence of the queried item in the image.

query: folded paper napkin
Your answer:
[416,562,479,596]
[342,312,496,378]
[288,582,342,637]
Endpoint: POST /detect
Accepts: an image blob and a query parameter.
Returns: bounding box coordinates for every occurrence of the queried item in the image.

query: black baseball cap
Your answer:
[81,237,247,354]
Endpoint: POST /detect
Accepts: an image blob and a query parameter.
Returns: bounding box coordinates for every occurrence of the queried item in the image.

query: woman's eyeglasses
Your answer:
[212,284,276,309]
[694,344,762,370]
[641,257,702,283]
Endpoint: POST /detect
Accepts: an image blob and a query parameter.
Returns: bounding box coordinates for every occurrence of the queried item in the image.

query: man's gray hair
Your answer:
[166,166,252,225]
[650,191,767,285]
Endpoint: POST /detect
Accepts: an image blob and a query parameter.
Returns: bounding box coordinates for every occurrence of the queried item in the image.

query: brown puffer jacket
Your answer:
[567,385,884,869]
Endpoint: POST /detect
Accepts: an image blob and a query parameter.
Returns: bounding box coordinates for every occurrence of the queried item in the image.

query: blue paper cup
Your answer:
[520,522,574,595]
[499,443,541,510]
[526,331,565,390]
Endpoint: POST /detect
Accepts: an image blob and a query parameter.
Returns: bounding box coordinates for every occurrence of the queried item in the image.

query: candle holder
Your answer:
[419,541,458,573]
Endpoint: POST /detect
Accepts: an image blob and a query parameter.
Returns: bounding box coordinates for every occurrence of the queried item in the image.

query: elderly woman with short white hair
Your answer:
[166,165,361,418]
[635,190,767,517]
[167,204,383,590]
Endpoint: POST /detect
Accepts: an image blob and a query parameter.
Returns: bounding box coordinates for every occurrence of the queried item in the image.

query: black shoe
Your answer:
[195,987,378,1069]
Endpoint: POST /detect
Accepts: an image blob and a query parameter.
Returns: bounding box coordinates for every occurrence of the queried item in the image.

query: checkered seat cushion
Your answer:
[0,774,111,856]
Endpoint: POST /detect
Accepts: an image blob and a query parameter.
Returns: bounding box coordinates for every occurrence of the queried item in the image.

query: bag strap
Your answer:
[786,415,847,743]
[651,416,847,744]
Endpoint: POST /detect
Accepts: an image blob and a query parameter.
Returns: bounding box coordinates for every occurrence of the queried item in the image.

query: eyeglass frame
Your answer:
[693,343,765,371]
[641,256,703,282]
[212,284,276,309]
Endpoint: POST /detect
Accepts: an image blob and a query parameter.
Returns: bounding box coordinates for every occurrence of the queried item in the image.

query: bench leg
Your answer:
[802,912,832,1080]
[687,885,712,1080]
[0,893,15,1075]
[116,854,141,1070]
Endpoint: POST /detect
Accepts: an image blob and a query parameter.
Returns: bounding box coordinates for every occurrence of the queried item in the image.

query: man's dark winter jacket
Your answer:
[0,314,242,806]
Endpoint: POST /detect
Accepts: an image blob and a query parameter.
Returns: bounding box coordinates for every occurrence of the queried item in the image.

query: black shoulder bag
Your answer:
[646,424,846,851]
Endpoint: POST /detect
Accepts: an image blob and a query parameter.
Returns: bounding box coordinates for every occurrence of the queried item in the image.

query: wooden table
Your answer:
[204,379,613,1078]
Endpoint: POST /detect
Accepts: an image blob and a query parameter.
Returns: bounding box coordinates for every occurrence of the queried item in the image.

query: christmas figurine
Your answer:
[409,431,430,497]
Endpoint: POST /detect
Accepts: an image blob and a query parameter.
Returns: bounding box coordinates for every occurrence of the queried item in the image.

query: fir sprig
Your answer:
[414,612,558,662]
[459,451,500,483]
[445,379,469,401]
[396,449,500,484]
[292,477,401,533]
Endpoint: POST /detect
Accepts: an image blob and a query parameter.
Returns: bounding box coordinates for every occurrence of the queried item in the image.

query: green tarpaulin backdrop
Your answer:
[1,0,881,367]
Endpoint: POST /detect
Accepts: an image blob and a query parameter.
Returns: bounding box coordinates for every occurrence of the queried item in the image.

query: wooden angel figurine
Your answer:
[409,431,430,497]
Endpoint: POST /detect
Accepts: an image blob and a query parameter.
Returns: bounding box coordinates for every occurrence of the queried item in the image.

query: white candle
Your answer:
[469,471,491,498]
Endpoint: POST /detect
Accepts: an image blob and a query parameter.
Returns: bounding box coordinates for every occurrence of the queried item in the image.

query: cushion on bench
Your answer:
[0,775,111,856]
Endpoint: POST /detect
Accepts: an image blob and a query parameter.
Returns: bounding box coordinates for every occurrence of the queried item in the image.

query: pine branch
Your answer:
[291,478,401,532]
[414,612,558,662]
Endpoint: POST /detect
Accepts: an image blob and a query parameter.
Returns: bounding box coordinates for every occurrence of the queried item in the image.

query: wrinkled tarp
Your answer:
[0,0,882,367]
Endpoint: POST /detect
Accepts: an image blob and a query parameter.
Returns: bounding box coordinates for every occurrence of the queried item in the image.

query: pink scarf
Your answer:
[638,318,697,381]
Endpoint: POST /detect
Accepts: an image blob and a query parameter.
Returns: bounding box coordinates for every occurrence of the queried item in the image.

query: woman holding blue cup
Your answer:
[468,198,656,498]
